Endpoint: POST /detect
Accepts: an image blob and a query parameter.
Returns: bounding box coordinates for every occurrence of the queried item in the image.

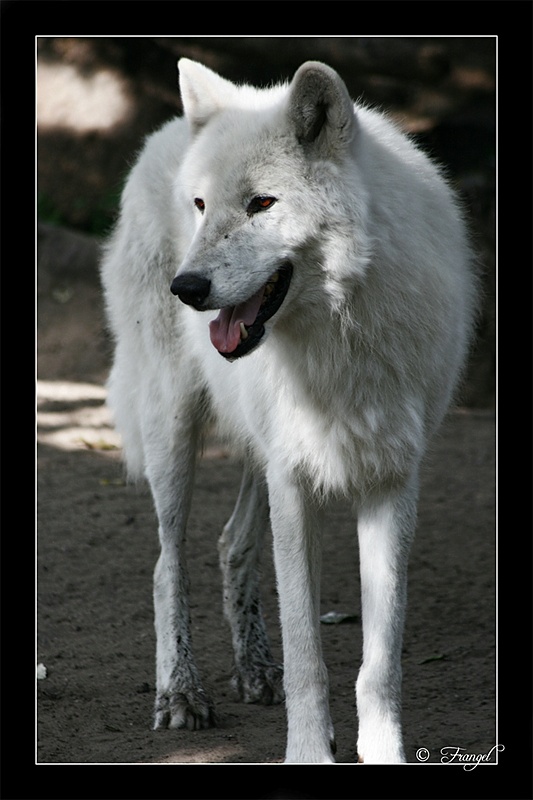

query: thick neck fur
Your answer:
[252,278,427,501]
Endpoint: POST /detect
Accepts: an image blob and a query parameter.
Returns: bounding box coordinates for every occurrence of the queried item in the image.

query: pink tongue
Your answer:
[209,286,265,353]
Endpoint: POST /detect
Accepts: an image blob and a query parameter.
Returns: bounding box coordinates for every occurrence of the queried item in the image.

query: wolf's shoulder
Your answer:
[134,116,189,175]
[119,117,188,220]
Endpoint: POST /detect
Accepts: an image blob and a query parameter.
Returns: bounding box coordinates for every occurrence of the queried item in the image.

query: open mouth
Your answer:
[209,262,293,360]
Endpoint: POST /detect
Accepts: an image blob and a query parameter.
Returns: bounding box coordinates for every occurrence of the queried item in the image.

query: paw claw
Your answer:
[154,689,216,730]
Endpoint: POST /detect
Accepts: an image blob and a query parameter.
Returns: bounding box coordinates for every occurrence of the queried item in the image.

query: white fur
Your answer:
[100,59,477,763]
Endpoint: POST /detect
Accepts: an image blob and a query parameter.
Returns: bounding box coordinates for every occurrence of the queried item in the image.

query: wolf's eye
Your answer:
[194,198,205,213]
[247,195,277,215]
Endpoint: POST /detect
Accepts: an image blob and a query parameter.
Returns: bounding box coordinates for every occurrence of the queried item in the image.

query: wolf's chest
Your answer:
[209,358,421,498]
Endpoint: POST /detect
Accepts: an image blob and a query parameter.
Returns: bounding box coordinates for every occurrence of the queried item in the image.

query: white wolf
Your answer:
[101,58,477,763]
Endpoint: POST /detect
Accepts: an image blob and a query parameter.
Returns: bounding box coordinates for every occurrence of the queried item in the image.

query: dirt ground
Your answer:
[36,226,497,775]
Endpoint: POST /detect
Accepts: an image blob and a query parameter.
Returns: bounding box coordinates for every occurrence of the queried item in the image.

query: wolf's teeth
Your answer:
[240,322,249,340]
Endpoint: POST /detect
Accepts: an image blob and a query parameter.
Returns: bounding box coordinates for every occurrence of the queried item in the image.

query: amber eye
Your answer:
[247,195,277,215]
[194,197,205,213]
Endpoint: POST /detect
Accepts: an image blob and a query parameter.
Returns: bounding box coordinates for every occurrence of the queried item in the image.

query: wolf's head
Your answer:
[170,59,367,361]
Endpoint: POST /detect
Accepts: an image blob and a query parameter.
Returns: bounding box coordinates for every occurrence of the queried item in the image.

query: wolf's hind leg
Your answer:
[218,463,284,705]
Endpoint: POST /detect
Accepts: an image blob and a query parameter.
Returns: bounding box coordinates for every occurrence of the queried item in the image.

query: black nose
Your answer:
[170,273,211,309]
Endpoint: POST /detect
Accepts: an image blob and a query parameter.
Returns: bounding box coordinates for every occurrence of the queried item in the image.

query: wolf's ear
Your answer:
[287,62,357,155]
[178,58,238,135]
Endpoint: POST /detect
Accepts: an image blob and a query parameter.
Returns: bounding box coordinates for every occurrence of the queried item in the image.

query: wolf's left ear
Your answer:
[178,58,239,135]
[287,62,357,155]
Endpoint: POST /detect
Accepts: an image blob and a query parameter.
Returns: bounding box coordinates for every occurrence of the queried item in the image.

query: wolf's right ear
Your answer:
[178,58,238,135]
[287,62,357,156]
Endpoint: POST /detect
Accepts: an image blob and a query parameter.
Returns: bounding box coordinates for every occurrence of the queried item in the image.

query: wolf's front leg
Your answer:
[355,482,418,763]
[267,468,335,763]
[218,463,284,705]
[147,424,216,731]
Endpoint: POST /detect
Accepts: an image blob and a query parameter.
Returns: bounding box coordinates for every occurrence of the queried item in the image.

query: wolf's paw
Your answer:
[356,736,405,764]
[232,662,284,705]
[154,687,216,731]
[356,749,405,764]
[284,738,336,764]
